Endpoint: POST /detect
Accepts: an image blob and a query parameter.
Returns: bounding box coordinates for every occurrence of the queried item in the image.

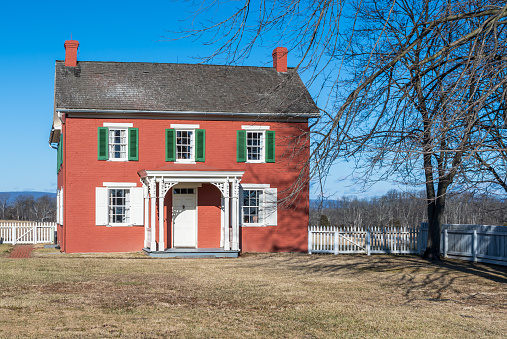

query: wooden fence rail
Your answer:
[308,225,421,255]
[0,222,57,245]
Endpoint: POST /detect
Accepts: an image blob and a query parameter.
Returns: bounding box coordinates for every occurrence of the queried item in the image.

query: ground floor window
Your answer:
[241,184,278,226]
[109,189,130,224]
[96,184,143,226]
[243,189,263,224]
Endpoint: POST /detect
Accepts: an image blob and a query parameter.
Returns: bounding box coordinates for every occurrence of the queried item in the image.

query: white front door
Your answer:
[172,188,197,248]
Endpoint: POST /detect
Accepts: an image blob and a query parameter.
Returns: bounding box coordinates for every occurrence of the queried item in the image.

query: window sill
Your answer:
[175,161,197,164]
[242,223,266,227]
[107,158,129,162]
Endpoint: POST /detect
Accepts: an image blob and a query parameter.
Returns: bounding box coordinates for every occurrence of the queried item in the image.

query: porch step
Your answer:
[143,248,239,258]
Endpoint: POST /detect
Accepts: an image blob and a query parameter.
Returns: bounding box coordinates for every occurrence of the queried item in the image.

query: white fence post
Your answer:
[334,231,339,255]
[32,223,37,244]
[472,229,477,262]
[444,229,448,258]
[366,228,371,256]
[308,226,312,254]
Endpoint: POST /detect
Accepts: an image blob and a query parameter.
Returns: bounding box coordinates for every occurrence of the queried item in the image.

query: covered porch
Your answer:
[138,166,244,257]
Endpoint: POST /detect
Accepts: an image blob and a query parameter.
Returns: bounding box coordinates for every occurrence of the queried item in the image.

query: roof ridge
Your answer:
[55,60,297,70]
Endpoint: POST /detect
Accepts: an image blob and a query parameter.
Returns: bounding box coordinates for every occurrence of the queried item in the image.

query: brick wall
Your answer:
[61,117,309,253]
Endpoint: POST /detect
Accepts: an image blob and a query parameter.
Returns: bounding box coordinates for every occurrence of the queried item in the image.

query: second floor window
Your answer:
[166,125,205,163]
[246,131,264,162]
[98,124,139,161]
[237,126,275,163]
[109,129,128,160]
[176,130,194,160]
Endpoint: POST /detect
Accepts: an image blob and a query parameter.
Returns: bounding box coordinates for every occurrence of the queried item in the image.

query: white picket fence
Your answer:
[308,225,421,255]
[0,222,57,244]
[420,223,507,266]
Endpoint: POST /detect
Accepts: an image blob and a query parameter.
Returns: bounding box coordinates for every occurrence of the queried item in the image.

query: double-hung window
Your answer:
[109,188,130,224]
[96,183,143,226]
[166,124,205,163]
[246,131,264,162]
[241,184,278,226]
[109,129,128,160]
[237,126,275,163]
[98,123,139,161]
[176,130,194,160]
[243,189,263,224]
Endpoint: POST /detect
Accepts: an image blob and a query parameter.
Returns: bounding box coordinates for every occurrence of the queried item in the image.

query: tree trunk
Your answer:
[424,196,445,260]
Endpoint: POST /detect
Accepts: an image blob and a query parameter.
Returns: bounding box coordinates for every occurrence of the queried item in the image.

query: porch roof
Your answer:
[138,164,244,182]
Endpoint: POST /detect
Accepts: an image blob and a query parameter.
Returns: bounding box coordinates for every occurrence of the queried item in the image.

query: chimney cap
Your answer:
[64,40,79,48]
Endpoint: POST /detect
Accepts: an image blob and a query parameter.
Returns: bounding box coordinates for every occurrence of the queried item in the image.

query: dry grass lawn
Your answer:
[0,244,505,338]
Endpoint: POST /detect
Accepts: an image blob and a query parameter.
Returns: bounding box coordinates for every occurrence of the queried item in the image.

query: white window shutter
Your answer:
[59,189,64,225]
[56,190,60,224]
[96,187,108,226]
[130,187,144,226]
[264,188,277,226]
[239,187,244,226]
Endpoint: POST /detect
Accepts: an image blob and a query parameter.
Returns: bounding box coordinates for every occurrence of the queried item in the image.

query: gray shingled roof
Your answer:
[54,61,319,114]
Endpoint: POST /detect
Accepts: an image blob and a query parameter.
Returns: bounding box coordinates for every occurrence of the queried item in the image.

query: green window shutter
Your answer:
[97,127,109,160]
[166,129,176,161]
[265,130,275,163]
[237,130,246,162]
[195,129,205,162]
[128,128,139,161]
[57,134,63,173]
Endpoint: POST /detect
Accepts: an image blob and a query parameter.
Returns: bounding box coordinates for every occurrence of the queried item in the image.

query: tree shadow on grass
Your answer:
[243,253,507,306]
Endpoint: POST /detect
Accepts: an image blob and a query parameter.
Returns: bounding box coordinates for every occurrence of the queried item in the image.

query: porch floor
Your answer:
[143,247,240,258]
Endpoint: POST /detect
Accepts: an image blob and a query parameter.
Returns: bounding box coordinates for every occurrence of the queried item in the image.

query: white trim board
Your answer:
[170,124,200,129]
[241,125,270,130]
[103,122,134,128]
[102,182,138,187]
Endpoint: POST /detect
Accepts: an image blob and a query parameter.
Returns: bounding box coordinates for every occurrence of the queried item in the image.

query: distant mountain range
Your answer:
[0,191,56,202]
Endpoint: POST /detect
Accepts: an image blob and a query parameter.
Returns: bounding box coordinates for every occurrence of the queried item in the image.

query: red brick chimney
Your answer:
[272,47,288,72]
[64,40,79,67]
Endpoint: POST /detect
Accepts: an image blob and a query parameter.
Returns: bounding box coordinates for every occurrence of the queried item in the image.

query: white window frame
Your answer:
[103,123,133,162]
[96,182,143,227]
[108,188,131,226]
[240,184,277,227]
[242,188,264,226]
[171,124,200,164]
[242,125,270,163]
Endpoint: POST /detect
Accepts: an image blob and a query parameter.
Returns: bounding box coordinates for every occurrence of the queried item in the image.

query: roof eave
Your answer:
[56,108,320,119]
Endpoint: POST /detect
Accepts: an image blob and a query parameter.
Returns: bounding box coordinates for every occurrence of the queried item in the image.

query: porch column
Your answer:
[149,179,157,251]
[143,183,149,248]
[224,179,230,251]
[231,178,240,251]
[158,180,165,251]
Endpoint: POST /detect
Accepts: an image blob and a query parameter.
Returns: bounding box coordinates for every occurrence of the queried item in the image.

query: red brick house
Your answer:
[49,40,318,256]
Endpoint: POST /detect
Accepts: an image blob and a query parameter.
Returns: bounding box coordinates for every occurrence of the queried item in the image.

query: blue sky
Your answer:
[0,0,394,197]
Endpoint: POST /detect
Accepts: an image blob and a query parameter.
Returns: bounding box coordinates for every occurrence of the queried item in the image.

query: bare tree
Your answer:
[13,195,35,221]
[310,190,507,228]
[0,193,9,220]
[174,0,507,259]
[33,195,56,222]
